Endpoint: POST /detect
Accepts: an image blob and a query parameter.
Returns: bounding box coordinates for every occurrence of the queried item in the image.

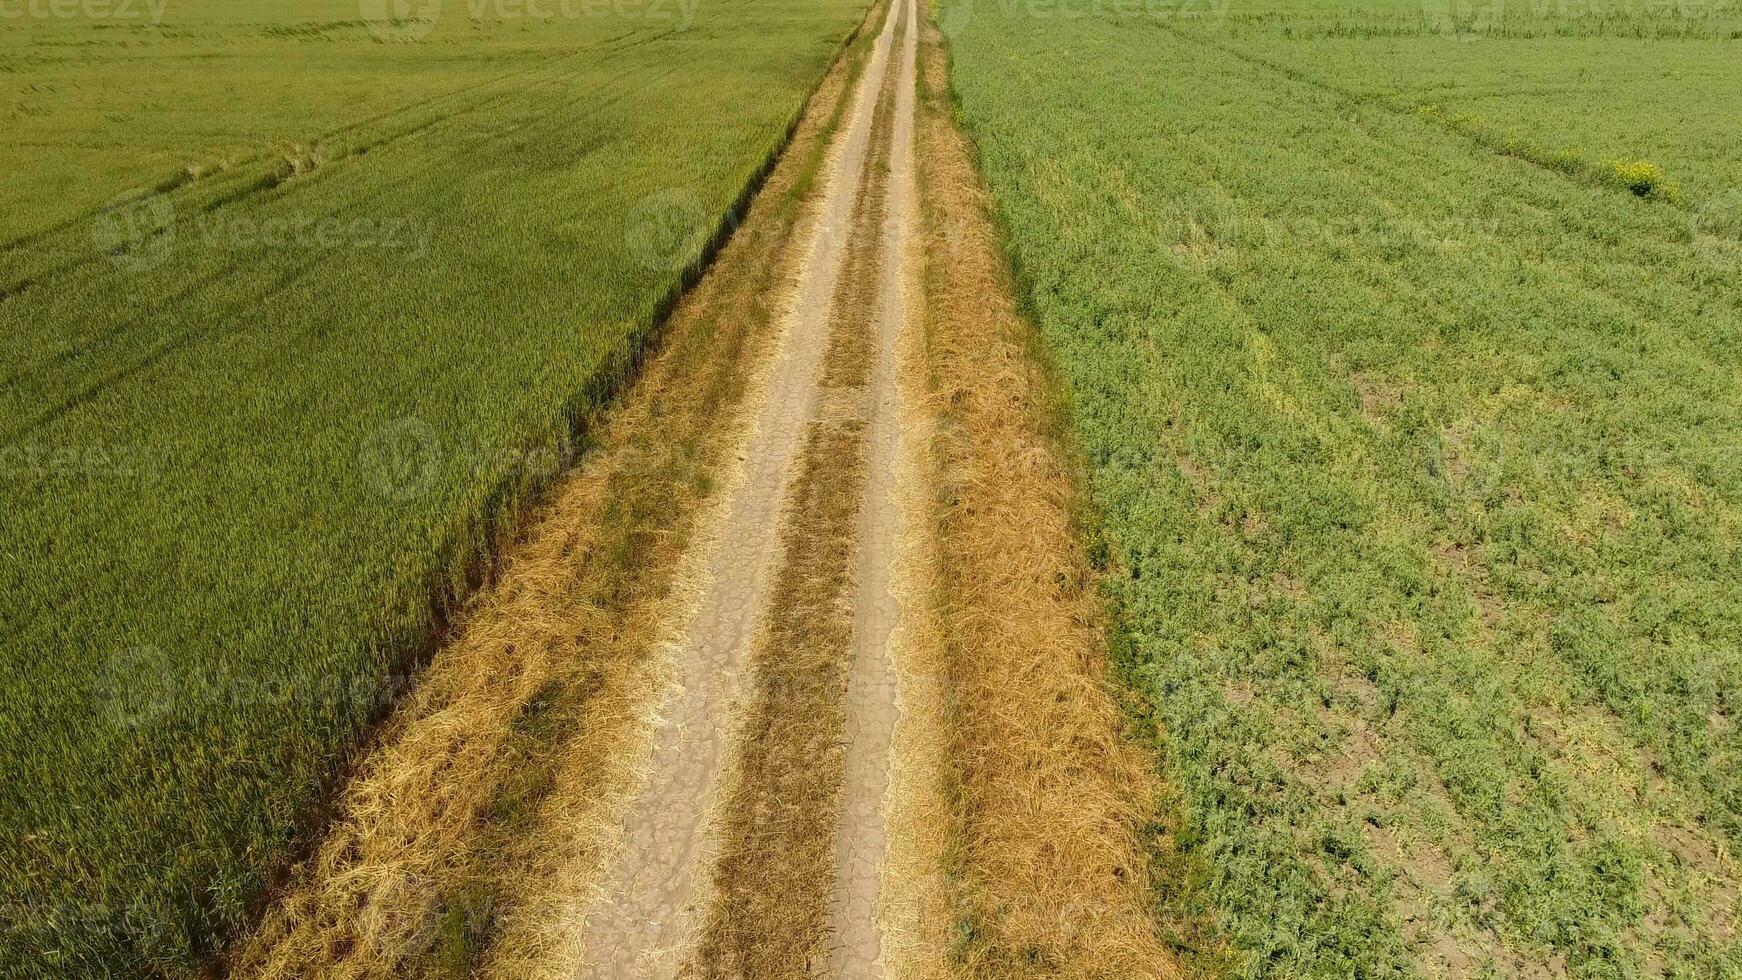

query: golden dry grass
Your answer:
[227,22,873,979]
[908,16,1185,979]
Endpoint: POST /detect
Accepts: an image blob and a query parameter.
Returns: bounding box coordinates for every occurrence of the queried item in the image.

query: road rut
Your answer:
[576,0,920,973]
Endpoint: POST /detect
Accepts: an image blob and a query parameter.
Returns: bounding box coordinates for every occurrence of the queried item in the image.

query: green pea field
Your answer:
[941,0,1741,974]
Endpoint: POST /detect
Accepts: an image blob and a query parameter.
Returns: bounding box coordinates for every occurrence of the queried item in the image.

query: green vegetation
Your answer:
[1602,160,1681,202]
[1189,0,1742,206]
[0,0,867,973]
[432,885,495,979]
[941,0,1742,975]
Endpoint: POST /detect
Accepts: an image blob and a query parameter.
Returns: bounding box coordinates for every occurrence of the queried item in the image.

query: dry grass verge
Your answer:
[228,19,875,979]
[909,16,1193,980]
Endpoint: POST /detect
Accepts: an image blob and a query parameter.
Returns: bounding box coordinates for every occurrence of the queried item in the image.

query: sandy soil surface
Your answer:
[830,0,919,972]
[575,0,920,974]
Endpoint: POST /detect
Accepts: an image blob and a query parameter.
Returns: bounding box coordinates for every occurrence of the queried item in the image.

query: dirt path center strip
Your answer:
[575,0,918,974]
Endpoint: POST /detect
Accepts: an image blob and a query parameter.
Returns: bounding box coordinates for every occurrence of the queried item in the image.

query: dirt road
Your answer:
[577,0,920,973]
[234,2,1179,976]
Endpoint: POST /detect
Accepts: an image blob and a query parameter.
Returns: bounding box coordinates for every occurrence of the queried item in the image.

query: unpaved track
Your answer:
[831,0,918,971]
[233,1,1181,976]
[577,0,920,974]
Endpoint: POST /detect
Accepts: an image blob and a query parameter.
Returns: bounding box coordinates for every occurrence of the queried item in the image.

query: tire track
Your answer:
[682,0,917,971]
[574,1,915,974]
[830,0,918,971]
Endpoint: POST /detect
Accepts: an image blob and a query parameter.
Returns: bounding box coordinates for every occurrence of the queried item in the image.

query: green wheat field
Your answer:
[0,0,866,971]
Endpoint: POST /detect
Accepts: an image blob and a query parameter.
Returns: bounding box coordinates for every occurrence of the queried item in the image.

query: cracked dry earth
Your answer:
[578,0,921,975]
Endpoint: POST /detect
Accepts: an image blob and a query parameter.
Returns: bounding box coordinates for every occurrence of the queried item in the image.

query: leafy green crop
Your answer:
[0,0,867,973]
[941,0,1742,975]
[1192,5,1742,207]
